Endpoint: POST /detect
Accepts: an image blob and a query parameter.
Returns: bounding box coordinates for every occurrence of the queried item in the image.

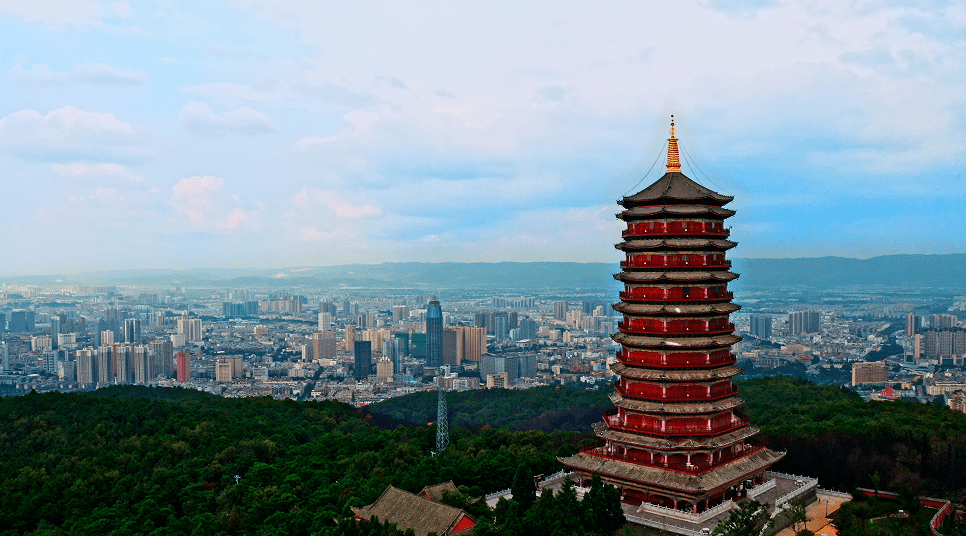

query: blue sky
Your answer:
[0,0,963,276]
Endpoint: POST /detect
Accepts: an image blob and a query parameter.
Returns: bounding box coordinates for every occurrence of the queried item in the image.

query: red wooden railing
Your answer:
[618,319,735,336]
[603,412,749,437]
[622,221,730,238]
[621,255,731,270]
[617,348,735,368]
[615,381,738,402]
[620,286,733,302]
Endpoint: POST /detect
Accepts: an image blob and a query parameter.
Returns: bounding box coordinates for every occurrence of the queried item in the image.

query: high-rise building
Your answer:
[148,340,175,377]
[318,312,333,331]
[134,345,152,384]
[454,326,486,363]
[906,313,921,338]
[391,305,409,323]
[426,296,443,368]
[177,318,203,342]
[561,119,782,515]
[10,310,35,332]
[311,331,338,360]
[176,352,190,382]
[123,318,142,344]
[788,310,821,335]
[749,314,772,340]
[354,340,372,380]
[114,344,133,384]
[0,341,9,371]
[100,329,115,347]
[553,301,569,321]
[443,327,458,366]
[77,349,95,384]
[96,346,113,383]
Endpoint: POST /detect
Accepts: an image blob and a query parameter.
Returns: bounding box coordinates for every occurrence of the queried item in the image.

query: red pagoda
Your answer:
[561,118,783,517]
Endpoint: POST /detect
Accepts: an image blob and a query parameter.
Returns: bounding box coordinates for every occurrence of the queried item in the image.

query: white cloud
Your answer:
[11,62,146,85]
[0,105,151,162]
[179,82,278,102]
[292,187,381,218]
[0,0,136,29]
[51,162,144,183]
[178,101,275,136]
[170,175,254,231]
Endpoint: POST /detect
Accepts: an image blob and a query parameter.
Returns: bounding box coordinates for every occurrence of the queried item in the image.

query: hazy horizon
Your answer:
[2,1,963,275]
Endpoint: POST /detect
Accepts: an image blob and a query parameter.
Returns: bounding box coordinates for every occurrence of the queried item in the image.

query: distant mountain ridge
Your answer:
[4,254,966,290]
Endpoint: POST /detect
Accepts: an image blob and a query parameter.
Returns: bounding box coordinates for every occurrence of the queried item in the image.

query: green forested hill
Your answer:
[0,387,583,535]
[3,378,966,535]
[366,385,611,431]
[739,376,966,498]
[372,378,966,498]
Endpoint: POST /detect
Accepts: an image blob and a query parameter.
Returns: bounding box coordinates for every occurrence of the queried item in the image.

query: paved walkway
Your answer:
[774,492,851,536]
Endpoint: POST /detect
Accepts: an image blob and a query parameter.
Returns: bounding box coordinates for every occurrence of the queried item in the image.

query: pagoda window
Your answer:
[681,286,690,298]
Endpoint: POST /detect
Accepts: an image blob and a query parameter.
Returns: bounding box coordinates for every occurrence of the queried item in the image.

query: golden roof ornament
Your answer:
[667,115,681,173]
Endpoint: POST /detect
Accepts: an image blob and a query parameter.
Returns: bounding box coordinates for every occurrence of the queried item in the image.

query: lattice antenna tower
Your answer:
[435,387,449,455]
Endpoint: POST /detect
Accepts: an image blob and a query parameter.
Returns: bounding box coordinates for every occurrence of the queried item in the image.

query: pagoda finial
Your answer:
[667,115,681,173]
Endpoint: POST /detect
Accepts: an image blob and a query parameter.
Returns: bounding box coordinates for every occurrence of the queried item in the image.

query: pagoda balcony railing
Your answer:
[622,222,730,238]
[620,288,733,302]
[583,444,767,475]
[617,320,736,336]
[615,382,739,402]
[620,257,731,270]
[617,349,735,368]
[603,413,750,437]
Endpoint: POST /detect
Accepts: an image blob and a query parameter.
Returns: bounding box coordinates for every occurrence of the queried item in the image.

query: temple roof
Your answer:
[614,271,738,283]
[419,481,459,503]
[620,172,733,207]
[351,485,475,536]
[609,391,743,415]
[559,447,784,494]
[612,332,741,349]
[618,205,736,220]
[616,238,737,251]
[613,303,740,315]
[610,362,742,382]
[593,421,758,450]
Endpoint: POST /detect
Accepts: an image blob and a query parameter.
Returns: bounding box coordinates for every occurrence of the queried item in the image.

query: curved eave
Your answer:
[618,205,736,220]
[592,421,759,450]
[612,332,742,349]
[610,362,743,381]
[613,303,740,315]
[614,271,739,283]
[559,448,784,494]
[619,172,734,207]
[609,391,744,414]
[616,239,737,251]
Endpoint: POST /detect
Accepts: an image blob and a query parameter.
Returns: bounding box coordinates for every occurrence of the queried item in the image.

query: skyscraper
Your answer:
[354,340,372,380]
[788,310,821,335]
[749,314,772,340]
[176,351,190,383]
[906,313,921,338]
[553,301,569,321]
[426,296,443,368]
[123,318,142,344]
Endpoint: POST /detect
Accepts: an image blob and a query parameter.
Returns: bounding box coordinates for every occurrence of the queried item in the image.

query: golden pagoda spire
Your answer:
[666,114,681,173]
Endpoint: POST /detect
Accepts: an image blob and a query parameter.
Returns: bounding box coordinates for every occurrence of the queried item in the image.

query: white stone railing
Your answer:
[485,488,511,502]
[747,479,777,499]
[818,488,853,499]
[774,478,818,508]
[538,470,571,487]
[637,499,735,524]
[623,514,710,536]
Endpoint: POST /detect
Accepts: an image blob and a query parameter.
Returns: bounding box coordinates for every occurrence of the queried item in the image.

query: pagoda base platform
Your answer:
[616,471,819,536]
[560,447,785,506]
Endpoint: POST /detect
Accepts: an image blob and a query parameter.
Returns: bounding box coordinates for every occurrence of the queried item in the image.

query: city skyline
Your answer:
[1,1,964,277]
